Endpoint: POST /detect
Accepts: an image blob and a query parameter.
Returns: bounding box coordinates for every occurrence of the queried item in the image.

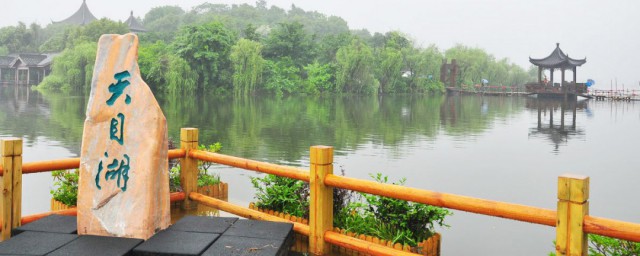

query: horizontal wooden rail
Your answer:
[168,149,186,159]
[189,192,309,236]
[0,149,187,176]
[190,192,418,256]
[22,158,80,174]
[584,215,640,242]
[0,192,185,231]
[189,150,310,182]
[324,174,557,227]
[325,231,420,256]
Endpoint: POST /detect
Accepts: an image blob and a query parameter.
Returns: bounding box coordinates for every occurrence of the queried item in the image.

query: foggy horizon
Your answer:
[3,0,639,89]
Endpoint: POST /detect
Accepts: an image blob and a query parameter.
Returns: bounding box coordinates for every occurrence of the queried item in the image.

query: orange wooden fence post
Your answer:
[309,146,334,255]
[556,174,589,256]
[1,138,22,241]
[180,128,199,209]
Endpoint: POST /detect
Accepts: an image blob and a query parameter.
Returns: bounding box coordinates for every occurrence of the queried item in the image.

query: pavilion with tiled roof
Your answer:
[54,0,97,26]
[526,43,588,98]
[125,11,147,33]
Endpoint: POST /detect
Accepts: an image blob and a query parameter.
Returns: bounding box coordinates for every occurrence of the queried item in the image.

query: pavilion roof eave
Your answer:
[54,0,98,26]
[529,43,586,69]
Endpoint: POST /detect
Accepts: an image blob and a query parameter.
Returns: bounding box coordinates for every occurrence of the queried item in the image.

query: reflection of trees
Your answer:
[159,94,445,162]
[0,86,86,152]
[440,95,524,135]
[5,88,537,163]
[526,98,587,153]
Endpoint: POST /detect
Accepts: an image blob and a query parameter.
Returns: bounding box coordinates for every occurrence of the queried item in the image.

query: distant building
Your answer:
[0,53,58,85]
[53,0,97,26]
[125,11,147,33]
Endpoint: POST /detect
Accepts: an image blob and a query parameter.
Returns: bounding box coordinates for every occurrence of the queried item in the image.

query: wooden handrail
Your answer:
[189,192,417,256]
[3,138,640,251]
[189,150,310,182]
[23,158,80,174]
[0,149,187,176]
[0,192,185,231]
[324,174,557,227]
[584,215,640,242]
[325,231,420,256]
[189,192,309,236]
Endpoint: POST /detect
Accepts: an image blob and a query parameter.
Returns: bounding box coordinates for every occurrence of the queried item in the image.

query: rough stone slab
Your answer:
[168,216,238,234]
[48,235,143,256]
[224,219,293,240]
[201,235,289,256]
[77,33,170,239]
[132,230,219,256]
[12,215,77,236]
[0,231,77,255]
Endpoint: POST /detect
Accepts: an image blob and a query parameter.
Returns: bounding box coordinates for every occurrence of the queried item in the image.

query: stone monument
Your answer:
[77,33,170,239]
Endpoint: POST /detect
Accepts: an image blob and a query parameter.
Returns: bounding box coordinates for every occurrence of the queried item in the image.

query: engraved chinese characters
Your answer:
[78,34,170,240]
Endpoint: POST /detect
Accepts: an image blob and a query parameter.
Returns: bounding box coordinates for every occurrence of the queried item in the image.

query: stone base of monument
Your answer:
[0,215,294,256]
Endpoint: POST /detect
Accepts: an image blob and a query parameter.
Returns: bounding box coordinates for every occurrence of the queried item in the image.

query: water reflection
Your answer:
[527,98,586,153]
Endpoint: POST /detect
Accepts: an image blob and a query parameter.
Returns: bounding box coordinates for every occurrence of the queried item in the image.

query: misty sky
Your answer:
[3,0,639,89]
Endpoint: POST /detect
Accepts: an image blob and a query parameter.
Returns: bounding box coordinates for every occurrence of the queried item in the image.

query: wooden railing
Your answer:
[2,128,640,256]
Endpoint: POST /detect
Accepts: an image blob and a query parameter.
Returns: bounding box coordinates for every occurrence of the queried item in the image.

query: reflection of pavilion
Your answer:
[527,98,587,152]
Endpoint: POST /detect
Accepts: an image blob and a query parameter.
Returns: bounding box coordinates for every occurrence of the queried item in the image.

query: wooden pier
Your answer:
[590,89,640,101]
[446,86,528,96]
[2,129,640,255]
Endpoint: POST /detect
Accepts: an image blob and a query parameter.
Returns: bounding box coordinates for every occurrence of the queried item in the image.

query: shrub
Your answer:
[169,142,223,191]
[250,174,309,218]
[251,172,451,247]
[50,169,79,206]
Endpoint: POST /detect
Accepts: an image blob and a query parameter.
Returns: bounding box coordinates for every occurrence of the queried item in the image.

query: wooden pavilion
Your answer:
[526,43,588,99]
[53,0,97,26]
[125,11,147,33]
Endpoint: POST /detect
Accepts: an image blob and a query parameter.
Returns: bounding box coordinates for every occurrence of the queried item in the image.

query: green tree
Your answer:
[173,21,237,92]
[335,38,378,93]
[138,41,197,94]
[375,47,404,93]
[230,39,264,95]
[304,61,334,93]
[142,6,186,42]
[263,21,314,69]
[37,41,97,91]
[263,58,301,95]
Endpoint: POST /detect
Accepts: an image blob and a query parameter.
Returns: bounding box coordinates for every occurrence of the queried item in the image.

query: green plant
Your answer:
[50,169,79,206]
[549,235,640,256]
[588,234,640,256]
[340,173,451,246]
[169,142,223,192]
[250,171,451,247]
[250,174,309,218]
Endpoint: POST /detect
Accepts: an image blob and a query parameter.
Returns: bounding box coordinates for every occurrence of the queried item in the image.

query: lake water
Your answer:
[1,85,639,255]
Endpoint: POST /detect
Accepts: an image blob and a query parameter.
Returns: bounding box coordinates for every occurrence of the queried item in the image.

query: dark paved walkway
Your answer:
[0,215,294,256]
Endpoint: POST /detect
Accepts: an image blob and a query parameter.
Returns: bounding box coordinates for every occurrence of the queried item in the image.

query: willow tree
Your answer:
[230,39,264,95]
[37,41,97,92]
[335,38,378,93]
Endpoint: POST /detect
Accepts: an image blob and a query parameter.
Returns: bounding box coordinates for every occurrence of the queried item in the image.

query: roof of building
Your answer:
[529,43,586,69]
[0,53,59,68]
[125,11,146,32]
[18,54,49,66]
[0,56,14,67]
[54,0,97,26]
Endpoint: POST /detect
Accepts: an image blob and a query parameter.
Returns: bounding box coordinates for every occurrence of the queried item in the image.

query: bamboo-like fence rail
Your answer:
[1,127,640,256]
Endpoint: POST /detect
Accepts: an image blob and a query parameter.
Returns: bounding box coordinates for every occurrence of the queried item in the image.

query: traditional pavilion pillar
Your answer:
[538,66,542,83]
[550,68,554,86]
[573,67,577,83]
[561,69,565,87]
